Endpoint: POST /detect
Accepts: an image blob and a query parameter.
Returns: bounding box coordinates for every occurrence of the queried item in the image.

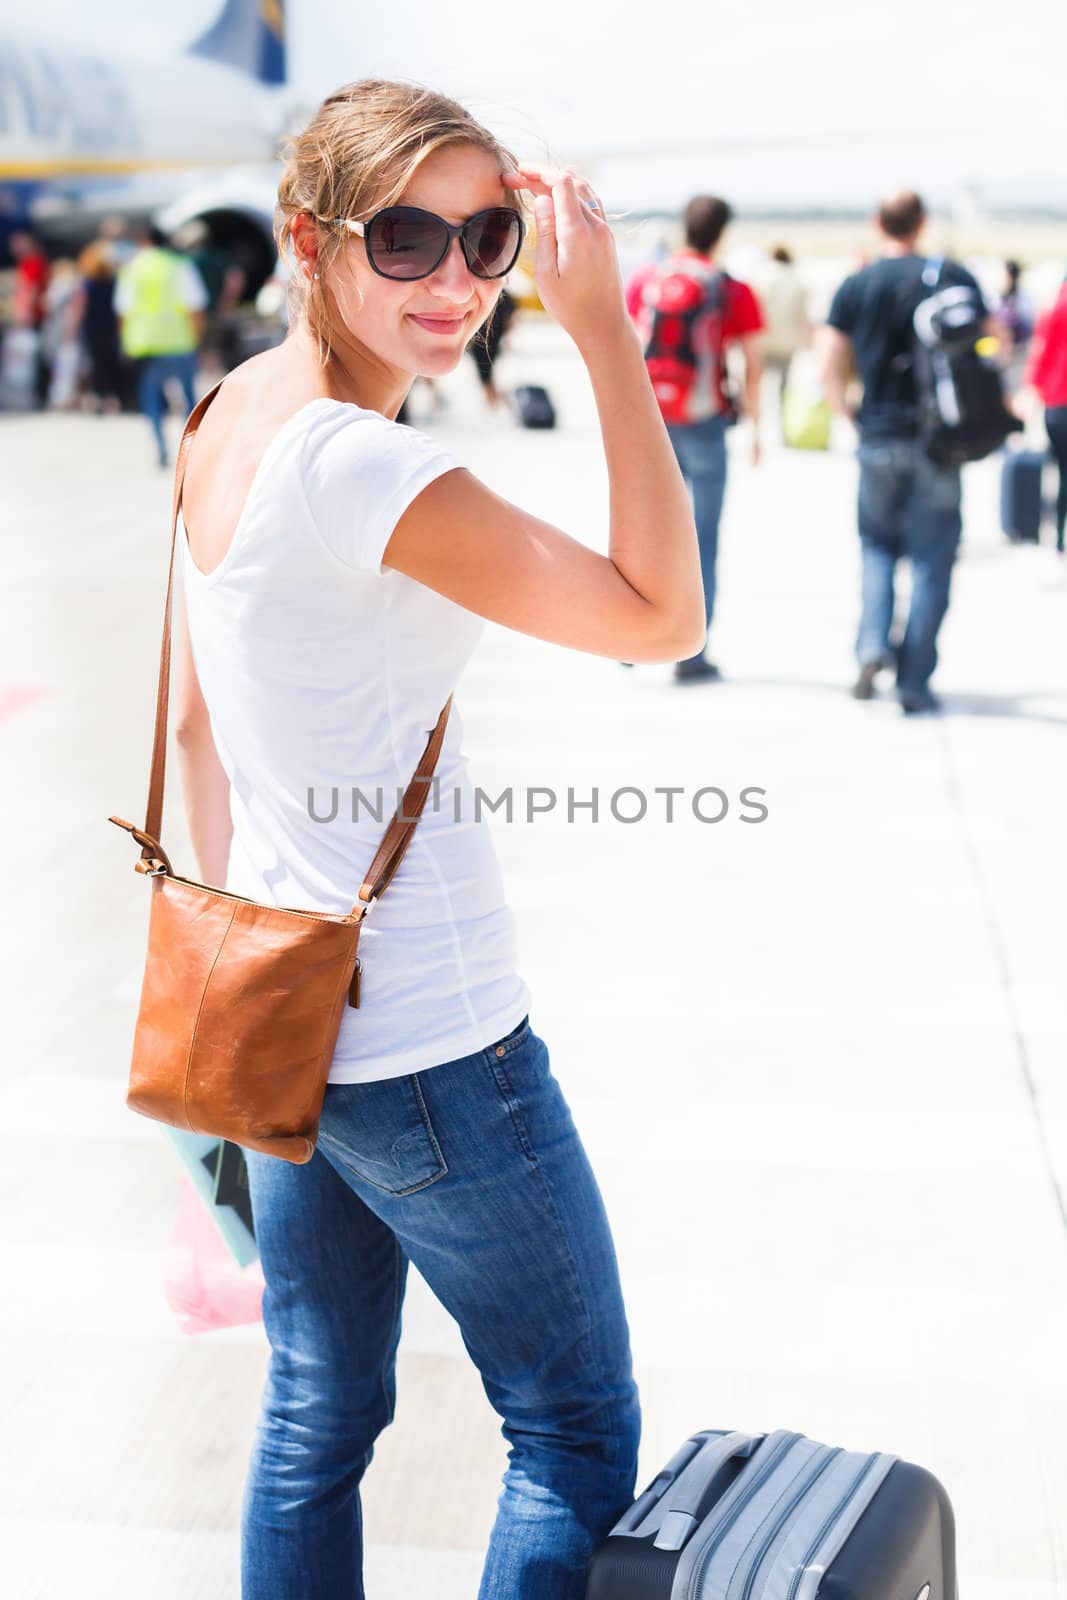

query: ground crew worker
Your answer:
[114,223,208,466]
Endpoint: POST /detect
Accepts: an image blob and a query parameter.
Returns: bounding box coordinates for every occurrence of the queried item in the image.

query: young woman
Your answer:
[174,79,703,1600]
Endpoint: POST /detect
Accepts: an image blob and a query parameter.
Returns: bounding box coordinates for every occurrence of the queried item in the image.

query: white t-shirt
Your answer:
[178,397,531,1083]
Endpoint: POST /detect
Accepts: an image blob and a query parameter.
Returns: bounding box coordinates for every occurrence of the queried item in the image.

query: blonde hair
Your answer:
[276,78,524,366]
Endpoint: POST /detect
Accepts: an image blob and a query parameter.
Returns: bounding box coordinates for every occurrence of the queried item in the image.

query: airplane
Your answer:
[0,0,290,292]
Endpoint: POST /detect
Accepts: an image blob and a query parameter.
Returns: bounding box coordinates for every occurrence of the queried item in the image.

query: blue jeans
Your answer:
[856,437,962,696]
[137,351,198,463]
[240,1016,640,1599]
[665,415,729,666]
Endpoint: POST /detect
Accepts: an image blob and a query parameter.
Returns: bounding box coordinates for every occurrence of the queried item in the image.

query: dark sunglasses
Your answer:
[322,204,525,282]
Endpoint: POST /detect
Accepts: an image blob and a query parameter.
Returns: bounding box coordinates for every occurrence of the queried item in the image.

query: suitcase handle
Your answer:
[652,1431,762,1551]
[613,1430,762,1548]
[611,1434,711,1536]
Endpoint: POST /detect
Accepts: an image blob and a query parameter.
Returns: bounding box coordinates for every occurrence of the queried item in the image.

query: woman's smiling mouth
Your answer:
[407,312,470,335]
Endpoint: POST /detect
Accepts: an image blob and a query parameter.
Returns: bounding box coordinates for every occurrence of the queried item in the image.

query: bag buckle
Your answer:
[108,816,173,876]
[357,894,378,920]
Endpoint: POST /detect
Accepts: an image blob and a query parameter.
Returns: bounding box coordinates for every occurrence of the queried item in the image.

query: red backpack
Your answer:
[635,257,737,426]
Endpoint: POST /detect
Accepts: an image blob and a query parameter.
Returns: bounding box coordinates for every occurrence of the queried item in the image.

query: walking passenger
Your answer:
[468,283,517,408]
[77,241,123,412]
[8,230,51,407]
[1025,273,1067,553]
[997,259,1035,396]
[755,245,811,409]
[818,189,989,714]
[626,195,764,682]
[41,259,85,410]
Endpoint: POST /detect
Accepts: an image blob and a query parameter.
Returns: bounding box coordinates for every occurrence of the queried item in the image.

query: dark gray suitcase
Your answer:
[1000,450,1045,542]
[585,1428,957,1600]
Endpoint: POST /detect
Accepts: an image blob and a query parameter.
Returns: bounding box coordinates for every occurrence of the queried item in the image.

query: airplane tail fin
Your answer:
[186,0,287,86]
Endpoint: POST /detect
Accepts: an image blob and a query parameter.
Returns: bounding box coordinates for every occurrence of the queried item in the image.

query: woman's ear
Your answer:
[290,212,320,281]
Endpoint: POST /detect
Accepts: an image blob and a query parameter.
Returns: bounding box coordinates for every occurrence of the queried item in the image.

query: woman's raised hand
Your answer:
[501,163,628,353]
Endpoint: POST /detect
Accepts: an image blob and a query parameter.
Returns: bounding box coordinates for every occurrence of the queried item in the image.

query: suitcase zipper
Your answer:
[784,1454,884,1600]
[734,1449,842,1600]
[685,1433,799,1600]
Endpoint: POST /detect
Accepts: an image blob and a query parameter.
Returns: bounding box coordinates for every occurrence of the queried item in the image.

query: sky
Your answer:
[9,0,1067,213]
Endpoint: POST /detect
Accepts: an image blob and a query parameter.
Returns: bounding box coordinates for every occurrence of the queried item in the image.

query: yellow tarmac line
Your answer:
[0,156,272,179]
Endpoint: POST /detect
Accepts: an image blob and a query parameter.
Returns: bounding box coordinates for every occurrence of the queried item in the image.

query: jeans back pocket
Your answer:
[319,1073,447,1196]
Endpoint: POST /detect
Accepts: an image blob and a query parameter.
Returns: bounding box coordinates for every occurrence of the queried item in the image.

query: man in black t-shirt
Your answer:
[818,190,988,714]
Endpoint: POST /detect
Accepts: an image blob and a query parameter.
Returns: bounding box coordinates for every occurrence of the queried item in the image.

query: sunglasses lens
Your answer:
[369,211,449,279]
[463,209,523,278]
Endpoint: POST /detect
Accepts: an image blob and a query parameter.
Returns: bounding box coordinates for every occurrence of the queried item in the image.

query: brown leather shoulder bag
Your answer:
[108,384,451,1164]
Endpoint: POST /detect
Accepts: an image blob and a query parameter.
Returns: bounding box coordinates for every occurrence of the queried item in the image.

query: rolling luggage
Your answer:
[1000,450,1045,542]
[513,383,556,429]
[586,1428,957,1600]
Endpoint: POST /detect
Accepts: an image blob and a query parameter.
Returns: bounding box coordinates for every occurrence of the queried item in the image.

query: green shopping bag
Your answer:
[782,389,832,451]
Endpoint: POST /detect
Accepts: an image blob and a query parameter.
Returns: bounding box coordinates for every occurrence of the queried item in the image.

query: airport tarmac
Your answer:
[3,316,1066,1598]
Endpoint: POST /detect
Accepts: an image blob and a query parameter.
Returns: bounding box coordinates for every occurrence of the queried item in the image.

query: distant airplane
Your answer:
[0,0,290,289]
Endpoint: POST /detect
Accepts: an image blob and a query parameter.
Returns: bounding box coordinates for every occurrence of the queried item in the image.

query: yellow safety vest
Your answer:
[117,249,199,358]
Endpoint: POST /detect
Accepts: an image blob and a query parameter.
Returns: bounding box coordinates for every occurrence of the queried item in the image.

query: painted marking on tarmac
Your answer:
[0,686,47,724]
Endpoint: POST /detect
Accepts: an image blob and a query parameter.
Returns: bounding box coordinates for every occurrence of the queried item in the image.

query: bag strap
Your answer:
[355,698,452,915]
[127,381,453,920]
[921,255,945,291]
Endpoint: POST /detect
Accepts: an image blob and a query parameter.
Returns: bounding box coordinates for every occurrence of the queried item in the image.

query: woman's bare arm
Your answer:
[383,166,706,664]
[173,599,233,886]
